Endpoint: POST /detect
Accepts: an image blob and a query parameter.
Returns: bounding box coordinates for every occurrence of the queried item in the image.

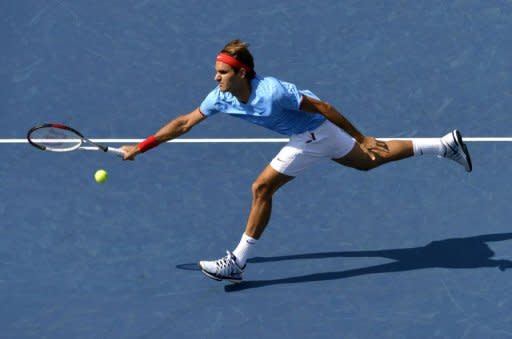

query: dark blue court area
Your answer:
[2,1,512,338]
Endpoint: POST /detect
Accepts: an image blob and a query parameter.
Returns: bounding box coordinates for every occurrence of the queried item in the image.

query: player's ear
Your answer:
[238,68,246,79]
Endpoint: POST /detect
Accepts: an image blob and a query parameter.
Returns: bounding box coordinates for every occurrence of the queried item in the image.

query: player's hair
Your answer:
[220,39,256,79]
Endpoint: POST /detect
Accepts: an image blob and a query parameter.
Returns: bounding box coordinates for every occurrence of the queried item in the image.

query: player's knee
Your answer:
[251,180,273,200]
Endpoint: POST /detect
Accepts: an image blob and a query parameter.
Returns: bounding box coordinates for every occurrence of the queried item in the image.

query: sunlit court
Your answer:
[2,1,512,338]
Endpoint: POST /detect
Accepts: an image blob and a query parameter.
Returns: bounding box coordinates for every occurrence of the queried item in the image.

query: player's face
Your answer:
[214,61,243,92]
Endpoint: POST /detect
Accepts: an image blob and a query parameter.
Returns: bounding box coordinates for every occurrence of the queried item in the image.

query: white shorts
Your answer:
[270,120,355,176]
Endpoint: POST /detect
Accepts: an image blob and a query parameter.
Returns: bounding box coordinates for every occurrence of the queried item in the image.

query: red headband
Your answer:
[216,53,252,73]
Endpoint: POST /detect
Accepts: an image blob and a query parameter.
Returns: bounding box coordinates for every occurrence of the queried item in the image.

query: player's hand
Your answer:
[120,145,139,161]
[358,136,389,161]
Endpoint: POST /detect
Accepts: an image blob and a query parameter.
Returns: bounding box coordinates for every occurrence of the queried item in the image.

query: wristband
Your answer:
[137,135,159,153]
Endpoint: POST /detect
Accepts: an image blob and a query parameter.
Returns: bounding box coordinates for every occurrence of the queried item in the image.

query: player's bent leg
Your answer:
[199,165,293,283]
[246,165,294,239]
[334,140,414,171]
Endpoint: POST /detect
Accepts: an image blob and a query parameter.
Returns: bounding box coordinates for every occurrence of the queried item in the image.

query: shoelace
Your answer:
[216,256,231,268]
[215,253,238,274]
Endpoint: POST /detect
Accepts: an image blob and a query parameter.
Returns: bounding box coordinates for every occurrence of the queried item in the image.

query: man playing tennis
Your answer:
[122,39,472,283]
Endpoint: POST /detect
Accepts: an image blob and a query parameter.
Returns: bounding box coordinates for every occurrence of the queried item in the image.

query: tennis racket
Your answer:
[27,123,125,156]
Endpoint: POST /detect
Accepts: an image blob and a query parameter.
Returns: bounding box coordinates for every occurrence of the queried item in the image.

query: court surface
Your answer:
[2,1,512,338]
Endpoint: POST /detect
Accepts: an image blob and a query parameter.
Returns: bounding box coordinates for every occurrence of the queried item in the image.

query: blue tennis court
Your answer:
[2,1,512,338]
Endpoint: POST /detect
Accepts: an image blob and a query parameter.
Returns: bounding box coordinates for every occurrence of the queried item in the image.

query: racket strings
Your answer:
[29,127,82,151]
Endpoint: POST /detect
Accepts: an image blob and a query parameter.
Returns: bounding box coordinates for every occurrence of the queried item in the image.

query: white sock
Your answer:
[232,233,257,267]
[412,138,444,156]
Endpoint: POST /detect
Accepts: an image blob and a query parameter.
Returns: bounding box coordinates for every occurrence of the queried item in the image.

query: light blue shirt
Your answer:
[199,76,326,136]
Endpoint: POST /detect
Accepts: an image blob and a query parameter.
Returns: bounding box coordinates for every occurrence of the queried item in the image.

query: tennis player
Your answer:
[122,39,472,283]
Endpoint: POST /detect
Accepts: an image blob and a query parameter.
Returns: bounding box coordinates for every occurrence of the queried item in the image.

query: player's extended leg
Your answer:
[335,130,472,172]
[199,165,293,283]
[334,140,414,170]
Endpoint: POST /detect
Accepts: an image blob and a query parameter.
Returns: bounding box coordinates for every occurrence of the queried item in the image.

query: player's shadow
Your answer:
[224,232,512,292]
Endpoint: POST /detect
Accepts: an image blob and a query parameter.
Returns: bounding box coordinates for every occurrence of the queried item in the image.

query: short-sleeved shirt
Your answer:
[199,76,326,136]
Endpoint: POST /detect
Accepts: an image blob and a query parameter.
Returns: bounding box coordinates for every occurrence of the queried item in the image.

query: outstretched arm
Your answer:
[300,95,389,160]
[122,107,205,160]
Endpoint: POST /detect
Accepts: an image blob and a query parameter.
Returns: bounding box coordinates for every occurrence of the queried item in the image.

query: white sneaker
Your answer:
[199,251,245,283]
[440,130,472,172]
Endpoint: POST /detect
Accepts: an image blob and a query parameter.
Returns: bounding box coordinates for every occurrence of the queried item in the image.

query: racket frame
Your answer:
[27,123,124,155]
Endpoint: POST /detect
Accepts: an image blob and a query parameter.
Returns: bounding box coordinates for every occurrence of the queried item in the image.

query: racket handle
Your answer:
[106,147,125,156]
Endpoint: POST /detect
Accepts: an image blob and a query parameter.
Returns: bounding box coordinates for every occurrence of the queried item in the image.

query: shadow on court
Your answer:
[209,232,512,292]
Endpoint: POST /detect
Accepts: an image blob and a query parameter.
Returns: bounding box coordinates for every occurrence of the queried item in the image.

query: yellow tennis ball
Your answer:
[94,169,108,183]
